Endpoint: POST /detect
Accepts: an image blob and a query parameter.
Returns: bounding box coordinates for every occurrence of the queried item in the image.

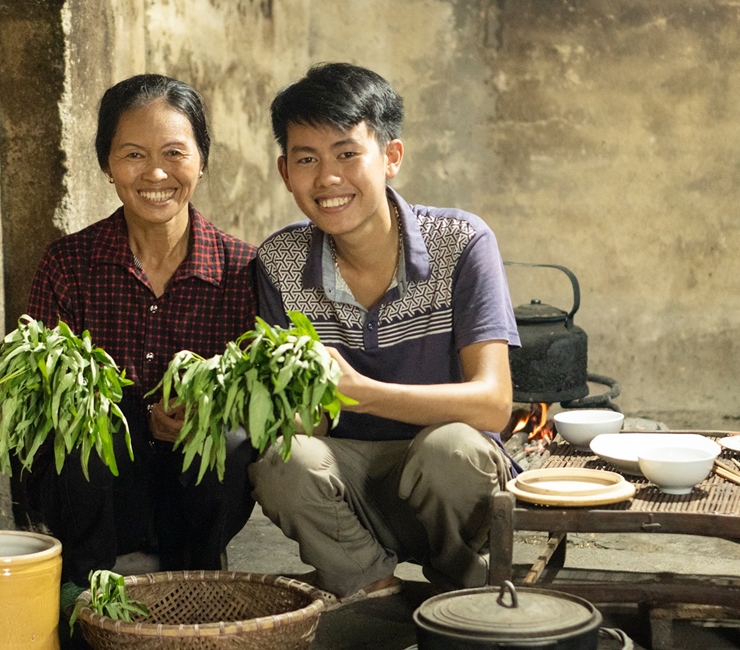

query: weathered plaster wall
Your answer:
[1,0,739,427]
[479,1,740,424]
[57,0,147,236]
[0,0,67,334]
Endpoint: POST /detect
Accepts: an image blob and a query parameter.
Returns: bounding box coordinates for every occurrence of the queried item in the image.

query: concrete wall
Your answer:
[0,0,67,333]
[485,1,740,427]
[1,0,739,428]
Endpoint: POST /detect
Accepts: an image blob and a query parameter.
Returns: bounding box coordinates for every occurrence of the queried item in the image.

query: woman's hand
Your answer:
[149,399,186,443]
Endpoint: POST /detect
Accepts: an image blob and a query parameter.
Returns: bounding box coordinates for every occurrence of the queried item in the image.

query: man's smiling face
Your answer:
[277,121,402,239]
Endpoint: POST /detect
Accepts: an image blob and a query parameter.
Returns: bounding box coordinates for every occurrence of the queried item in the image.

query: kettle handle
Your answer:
[503,262,581,323]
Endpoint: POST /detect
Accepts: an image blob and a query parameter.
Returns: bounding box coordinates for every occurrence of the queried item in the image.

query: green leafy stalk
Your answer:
[0,315,133,478]
[69,570,149,633]
[148,311,356,483]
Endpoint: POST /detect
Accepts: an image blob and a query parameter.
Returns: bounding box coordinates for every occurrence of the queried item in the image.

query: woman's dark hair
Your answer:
[270,62,404,155]
[95,74,211,171]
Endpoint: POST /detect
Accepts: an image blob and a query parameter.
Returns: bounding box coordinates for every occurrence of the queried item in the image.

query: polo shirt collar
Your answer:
[301,186,431,291]
[389,186,430,283]
[91,204,224,287]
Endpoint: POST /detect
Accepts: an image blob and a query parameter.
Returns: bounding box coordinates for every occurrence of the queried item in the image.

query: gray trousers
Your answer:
[248,423,512,597]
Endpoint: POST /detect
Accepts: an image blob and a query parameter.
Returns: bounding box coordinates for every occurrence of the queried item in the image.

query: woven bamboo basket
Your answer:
[75,571,324,650]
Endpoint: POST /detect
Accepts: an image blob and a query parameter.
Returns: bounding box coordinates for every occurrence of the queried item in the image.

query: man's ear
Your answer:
[277,156,293,193]
[385,139,404,180]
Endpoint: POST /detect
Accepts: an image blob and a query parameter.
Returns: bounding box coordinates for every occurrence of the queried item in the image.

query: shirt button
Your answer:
[367,322,374,331]
[149,304,158,313]
[145,352,154,361]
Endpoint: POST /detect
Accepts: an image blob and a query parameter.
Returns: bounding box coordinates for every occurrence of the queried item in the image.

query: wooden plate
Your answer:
[506,469,636,507]
[513,468,626,497]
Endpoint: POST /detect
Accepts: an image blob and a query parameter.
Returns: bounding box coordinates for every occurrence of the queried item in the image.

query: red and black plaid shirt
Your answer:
[26,204,257,408]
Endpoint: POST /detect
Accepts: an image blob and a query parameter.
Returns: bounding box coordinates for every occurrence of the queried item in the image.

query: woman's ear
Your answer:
[385,139,404,180]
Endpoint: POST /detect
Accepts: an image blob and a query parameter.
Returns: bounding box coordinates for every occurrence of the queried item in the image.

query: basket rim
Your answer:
[77,570,325,638]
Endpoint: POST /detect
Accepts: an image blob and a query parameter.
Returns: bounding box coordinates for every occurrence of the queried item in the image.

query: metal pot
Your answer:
[505,263,589,404]
[413,581,602,650]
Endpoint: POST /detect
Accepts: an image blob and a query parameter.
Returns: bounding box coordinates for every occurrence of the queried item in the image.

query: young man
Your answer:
[250,62,521,608]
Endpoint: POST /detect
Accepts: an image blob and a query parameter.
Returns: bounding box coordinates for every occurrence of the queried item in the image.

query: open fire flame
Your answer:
[512,403,554,444]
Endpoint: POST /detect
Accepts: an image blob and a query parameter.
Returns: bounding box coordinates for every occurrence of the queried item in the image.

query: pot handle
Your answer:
[599,627,634,650]
[503,262,581,323]
[496,580,519,608]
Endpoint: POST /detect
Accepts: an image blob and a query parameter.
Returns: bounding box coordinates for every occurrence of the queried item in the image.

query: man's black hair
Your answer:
[271,62,404,155]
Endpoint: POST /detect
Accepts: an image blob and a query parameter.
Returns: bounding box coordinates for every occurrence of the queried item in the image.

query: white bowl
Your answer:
[590,433,721,476]
[553,410,625,450]
[637,446,719,495]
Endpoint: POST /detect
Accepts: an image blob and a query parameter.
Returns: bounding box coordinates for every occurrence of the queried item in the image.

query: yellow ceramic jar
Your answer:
[0,530,62,650]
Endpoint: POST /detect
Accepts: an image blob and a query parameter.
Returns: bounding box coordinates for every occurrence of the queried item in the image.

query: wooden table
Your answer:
[488,437,740,650]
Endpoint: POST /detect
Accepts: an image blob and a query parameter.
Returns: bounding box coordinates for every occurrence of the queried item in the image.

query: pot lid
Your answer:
[415,582,598,640]
[514,299,568,323]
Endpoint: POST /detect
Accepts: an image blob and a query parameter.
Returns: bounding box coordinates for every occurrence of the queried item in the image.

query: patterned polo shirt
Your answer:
[26,204,258,409]
[257,187,520,441]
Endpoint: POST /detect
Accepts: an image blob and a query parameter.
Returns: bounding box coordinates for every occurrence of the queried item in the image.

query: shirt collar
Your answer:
[91,204,224,287]
[302,186,431,292]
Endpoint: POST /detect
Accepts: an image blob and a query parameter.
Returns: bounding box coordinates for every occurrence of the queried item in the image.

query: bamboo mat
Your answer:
[540,441,740,515]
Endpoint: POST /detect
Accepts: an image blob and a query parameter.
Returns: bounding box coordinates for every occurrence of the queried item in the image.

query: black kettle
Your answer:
[505,263,589,404]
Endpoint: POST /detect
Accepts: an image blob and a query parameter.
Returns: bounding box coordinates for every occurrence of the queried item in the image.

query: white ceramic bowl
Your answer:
[553,410,625,450]
[589,433,721,476]
[637,446,719,495]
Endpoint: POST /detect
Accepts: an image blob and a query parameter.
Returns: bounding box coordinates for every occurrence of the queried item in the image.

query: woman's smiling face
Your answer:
[106,98,202,229]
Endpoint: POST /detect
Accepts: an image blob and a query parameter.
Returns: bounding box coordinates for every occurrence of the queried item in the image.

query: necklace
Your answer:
[133,254,143,270]
[329,201,403,272]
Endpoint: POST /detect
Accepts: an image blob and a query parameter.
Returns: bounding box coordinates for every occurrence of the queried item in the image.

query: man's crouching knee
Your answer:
[248,435,337,514]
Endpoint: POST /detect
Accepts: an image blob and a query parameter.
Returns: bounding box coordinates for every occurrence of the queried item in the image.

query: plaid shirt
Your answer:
[27,204,257,408]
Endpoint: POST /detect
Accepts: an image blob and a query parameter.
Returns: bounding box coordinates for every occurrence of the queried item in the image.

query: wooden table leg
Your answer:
[523,532,567,584]
[489,491,515,586]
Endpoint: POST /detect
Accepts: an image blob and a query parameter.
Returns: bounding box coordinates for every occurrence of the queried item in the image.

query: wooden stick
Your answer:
[715,467,740,485]
[715,458,740,476]
[523,532,567,585]
[714,463,740,486]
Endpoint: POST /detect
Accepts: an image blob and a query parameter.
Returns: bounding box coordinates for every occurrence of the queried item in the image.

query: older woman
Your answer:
[25,74,257,596]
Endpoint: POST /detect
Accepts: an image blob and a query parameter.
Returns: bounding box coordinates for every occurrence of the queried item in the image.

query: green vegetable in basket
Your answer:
[150,311,356,484]
[0,315,133,479]
[69,570,149,632]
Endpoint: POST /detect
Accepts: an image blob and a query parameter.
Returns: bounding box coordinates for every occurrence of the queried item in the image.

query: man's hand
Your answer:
[325,340,513,432]
[149,399,186,443]
[327,347,364,411]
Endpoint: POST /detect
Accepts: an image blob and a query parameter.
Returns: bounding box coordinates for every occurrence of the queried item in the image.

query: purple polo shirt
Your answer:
[257,187,520,441]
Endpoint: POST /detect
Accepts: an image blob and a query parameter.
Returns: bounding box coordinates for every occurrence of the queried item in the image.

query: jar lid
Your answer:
[414,582,599,640]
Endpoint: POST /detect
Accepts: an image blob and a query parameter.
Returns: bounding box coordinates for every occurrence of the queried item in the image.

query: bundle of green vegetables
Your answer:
[69,570,149,630]
[0,315,133,478]
[152,311,354,484]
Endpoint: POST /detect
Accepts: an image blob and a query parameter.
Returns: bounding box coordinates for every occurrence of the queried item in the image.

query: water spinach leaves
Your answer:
[152,311,355,483]
[0,315,133,479]
[69,570,149,631]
